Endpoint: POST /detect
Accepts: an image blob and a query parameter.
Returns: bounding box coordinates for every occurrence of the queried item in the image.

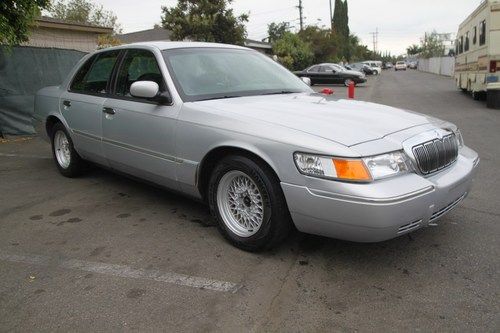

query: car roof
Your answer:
[95,41,250,53]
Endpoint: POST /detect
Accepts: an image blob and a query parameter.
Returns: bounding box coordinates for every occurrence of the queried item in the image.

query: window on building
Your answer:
[465,31,470,52]
[473,26,477,45]
[459,36,464,53]
[479,20,486,45]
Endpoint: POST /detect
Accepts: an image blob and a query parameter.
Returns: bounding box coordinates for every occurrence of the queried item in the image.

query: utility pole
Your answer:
[370,27,379,54]
[329,0,333,30]
[297,0,304,31]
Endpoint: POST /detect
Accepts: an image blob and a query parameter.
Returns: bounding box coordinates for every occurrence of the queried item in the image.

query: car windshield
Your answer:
[162,48,312,102]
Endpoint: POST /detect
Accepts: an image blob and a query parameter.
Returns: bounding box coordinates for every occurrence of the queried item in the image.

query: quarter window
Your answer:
[307,65,321,73]
[479,20,486,45]
[70,51,119,94]
[115,49,166,97]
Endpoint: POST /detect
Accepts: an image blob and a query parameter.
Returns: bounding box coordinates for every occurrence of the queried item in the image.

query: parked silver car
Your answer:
[33,42,479,251]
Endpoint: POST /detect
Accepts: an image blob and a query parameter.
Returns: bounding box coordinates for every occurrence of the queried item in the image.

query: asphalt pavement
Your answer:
[1,70,499,332]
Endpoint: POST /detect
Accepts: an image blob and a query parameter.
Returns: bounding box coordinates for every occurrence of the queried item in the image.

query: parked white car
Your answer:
[363,61,382,75]
[395,61,407,71]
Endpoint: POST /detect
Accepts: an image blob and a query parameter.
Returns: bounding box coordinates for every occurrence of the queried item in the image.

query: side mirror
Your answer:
[301,77,311,86]
[130,81,159,99]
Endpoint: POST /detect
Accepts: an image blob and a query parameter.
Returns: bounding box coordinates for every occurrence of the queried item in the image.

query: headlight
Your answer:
[454,129,464,148]
[294,151,412,182]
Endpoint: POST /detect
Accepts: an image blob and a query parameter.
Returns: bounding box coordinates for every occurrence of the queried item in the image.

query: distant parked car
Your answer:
[294,64,367,86]
[395,61,407,71]
[383,62,393,69]
[346,63,374,75]
[363,61,382,75]
[409,61,418,69]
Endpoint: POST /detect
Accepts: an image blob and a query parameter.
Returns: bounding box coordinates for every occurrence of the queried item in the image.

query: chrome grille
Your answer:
[412,134,458,175]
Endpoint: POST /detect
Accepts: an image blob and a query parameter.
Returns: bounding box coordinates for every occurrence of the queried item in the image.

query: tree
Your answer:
[161,0,248,45]
[298,26,342,63]
[50,0,122,32]
[407,44,422,55]
[332,0,349,39]
[0,0,51,46]
[272,32,313,70]
[267,22,290,43]
[419,31,445,58]
[332,0,350,60]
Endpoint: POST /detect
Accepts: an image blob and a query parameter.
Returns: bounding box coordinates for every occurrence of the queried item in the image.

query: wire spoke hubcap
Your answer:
[217,170,264,237]
[54,130,71,169]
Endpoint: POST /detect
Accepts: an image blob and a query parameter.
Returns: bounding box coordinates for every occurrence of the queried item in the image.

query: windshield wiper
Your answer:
[197,95,242,101]
[260,90,300,96]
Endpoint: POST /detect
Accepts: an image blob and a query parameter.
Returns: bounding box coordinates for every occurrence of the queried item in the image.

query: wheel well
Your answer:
[45,116,61,138]
[197,146,280,201]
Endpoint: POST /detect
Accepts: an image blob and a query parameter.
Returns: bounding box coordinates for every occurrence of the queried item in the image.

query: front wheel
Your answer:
[50,122,86,177]
[208,155,291,251]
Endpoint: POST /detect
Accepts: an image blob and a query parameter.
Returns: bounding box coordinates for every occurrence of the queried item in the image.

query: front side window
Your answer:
[70,51,119,94]
[479,20,486,45]
[163,48,311,102]
[115,49,166,97]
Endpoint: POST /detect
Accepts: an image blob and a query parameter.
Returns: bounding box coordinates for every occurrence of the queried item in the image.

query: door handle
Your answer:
[63,100,71,107]
[102,107,115,115]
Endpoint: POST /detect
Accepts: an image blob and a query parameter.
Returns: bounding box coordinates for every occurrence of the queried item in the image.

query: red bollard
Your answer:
[348,81,355,99]
[321,88,334,95]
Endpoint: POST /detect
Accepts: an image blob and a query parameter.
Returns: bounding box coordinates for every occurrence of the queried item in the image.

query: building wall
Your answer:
[26,27,99,53]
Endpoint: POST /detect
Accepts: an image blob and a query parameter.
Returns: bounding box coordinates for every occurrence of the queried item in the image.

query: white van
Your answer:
[454,0,500,102]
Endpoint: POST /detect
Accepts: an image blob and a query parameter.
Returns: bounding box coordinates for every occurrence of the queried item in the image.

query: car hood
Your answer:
[194,93,445,147]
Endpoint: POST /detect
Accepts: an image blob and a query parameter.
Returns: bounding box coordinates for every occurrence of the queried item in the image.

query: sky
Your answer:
[92,0,482,55]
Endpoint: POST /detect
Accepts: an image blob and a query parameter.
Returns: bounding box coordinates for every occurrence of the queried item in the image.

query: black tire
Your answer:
[208,155,291,251]
[50,122,87,177]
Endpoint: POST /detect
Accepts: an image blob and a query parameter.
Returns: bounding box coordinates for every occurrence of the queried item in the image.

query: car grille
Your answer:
[397,219,422,234]
[412,134,458,175]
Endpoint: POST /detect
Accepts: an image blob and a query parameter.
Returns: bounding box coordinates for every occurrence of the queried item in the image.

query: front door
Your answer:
[60,50,120,165]
[101,49,180,189]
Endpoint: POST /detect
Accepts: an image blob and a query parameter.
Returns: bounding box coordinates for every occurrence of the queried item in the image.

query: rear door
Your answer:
[101,48,180,189]
[60,50,120,164]
[321,65,342,84]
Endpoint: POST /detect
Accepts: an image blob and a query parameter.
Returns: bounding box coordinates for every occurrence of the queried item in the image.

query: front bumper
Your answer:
[281,147,479,242]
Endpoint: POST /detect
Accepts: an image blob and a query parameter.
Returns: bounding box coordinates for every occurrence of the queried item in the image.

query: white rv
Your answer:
[454,0,500,102]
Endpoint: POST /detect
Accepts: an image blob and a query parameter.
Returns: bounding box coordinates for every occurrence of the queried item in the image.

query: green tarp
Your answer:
[0,46,85,135]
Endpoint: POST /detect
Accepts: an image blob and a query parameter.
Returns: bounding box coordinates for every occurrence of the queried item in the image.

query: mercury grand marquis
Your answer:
[33,42,479,251]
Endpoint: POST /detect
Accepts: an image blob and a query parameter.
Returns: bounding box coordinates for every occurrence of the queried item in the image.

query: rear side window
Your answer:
[115,49,166,97]
[307,65,320,73]
[70,50,120,94]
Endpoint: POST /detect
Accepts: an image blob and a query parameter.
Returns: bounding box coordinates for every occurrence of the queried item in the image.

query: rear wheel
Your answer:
[50,123,86,177]
[208,155,291,251]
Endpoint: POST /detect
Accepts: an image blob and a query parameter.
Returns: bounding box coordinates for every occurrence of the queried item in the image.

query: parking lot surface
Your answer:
[1,70,499,332]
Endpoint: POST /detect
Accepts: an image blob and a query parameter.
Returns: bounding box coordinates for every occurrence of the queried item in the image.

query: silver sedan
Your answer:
[33,42,479,251]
